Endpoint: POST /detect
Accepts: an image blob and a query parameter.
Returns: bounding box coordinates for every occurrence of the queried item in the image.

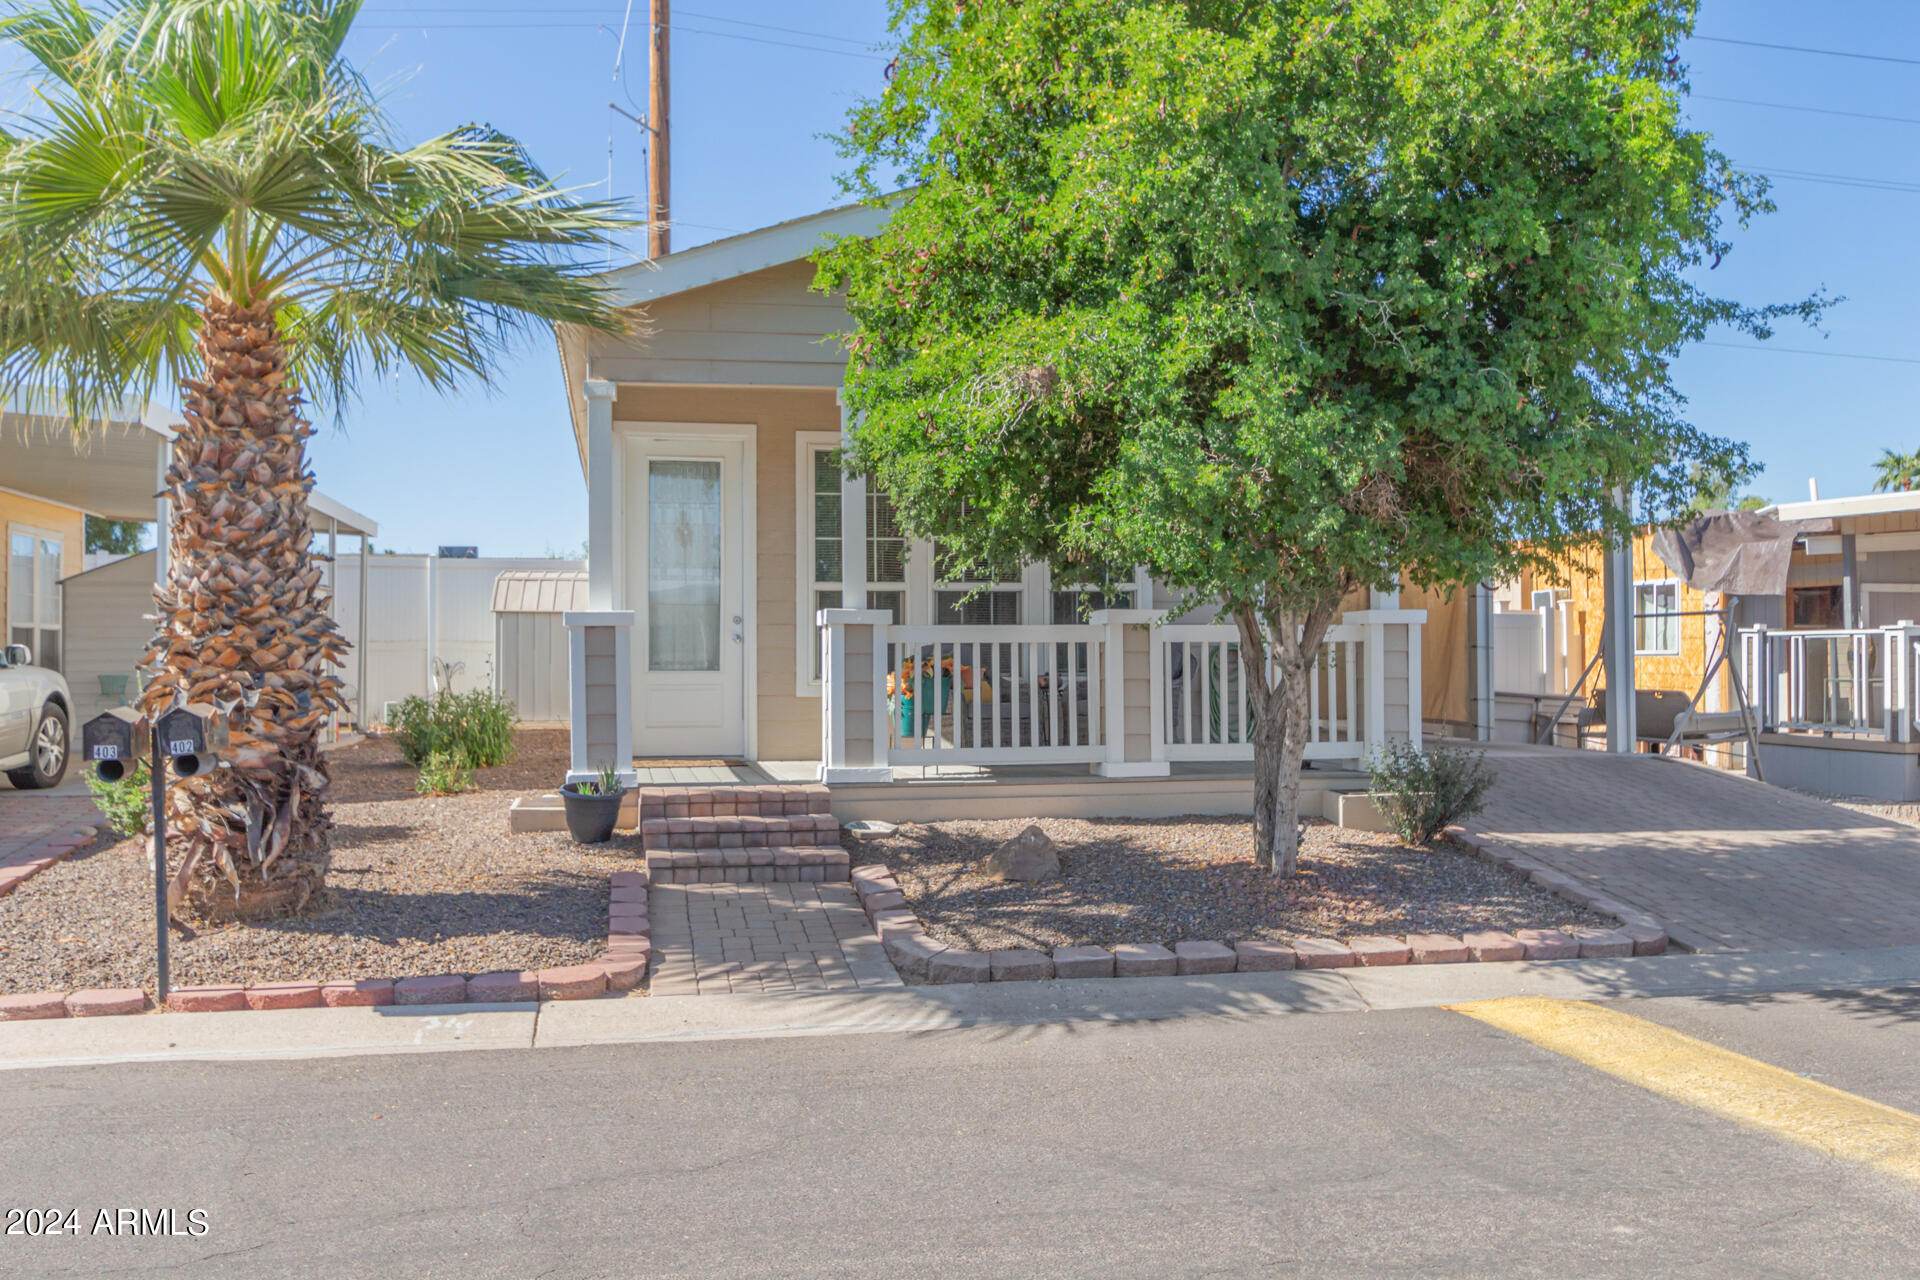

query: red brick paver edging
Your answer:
[0,868,653,1022]
[849,856,1670,986]
[0,797,109,901]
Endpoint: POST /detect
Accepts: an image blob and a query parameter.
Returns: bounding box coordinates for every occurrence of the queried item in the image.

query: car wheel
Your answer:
[6,703,69,789]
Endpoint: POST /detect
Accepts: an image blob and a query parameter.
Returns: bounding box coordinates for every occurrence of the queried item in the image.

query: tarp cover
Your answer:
[1650,510,1832,598]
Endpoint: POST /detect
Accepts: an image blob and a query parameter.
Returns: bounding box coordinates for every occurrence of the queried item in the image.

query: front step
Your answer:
[639,783,849,883]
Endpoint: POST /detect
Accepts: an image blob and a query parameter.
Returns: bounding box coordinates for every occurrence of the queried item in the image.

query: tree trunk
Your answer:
[1236,602,1335,878]
[140,296,349,922]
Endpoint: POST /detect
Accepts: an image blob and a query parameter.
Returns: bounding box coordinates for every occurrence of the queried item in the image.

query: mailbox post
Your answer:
[81,703,230,1004]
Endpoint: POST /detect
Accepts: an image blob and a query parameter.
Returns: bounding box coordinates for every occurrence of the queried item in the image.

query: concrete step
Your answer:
[637,812,839,848]
[646,845,852,884]
[638,783,832,820]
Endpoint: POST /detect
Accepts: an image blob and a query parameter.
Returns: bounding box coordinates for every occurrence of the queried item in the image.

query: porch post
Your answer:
[357,532,369,729]
[837,392,867,610]
[1841,532,1860,629]
[818,606,891,783]
[1602,490,1638,753]
[1092,609,1170,777]
[585,379,618,611]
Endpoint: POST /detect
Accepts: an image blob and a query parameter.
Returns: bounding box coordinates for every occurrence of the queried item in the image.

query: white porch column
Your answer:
[818,606,891,783]
[1346,606,1427,758]
[154,434,172,586]
[357,533,369,729]
[563,609,637,787]
[585,379,618,611]
[1093,609,1170,777]
[1602,494,1638,753]
[837,392,867,610]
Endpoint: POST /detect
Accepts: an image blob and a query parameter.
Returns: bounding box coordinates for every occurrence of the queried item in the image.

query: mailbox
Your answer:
[82,708,150,782]
[156,702,230,777]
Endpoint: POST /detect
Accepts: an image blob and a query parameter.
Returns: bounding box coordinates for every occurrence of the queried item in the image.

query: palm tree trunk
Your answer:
[140,295,349,921]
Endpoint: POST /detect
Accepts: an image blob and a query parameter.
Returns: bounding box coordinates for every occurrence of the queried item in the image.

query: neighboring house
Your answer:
[548,202,1428,820]
[0,406,377,726]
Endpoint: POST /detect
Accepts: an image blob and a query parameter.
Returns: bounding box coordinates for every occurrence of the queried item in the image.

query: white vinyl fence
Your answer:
[329,556,583,725]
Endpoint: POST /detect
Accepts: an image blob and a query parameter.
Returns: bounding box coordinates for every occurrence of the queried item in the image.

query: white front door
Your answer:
[627,434,748,758]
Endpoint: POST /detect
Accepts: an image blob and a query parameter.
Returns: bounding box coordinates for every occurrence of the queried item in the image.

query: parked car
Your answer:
[0,643,71,789]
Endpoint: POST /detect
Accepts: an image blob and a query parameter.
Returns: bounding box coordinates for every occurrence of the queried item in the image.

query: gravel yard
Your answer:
[863,815,1614,952]
[0,730,638,994]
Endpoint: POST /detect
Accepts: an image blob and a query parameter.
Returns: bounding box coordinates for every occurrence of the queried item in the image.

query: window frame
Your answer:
[6,522,64,672]
[1633,578,1682,656]
[795,433,843,698]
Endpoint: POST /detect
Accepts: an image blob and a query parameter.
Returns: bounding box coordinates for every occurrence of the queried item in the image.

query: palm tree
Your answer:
[0,0,636,920]
[1874,449,1920,494]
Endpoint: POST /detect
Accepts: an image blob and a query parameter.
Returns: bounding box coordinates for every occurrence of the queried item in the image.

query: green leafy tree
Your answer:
[819,0,1821,874]
[1681,466,1767,517]
[84,515,147,555]
[0,0,635,918]
[1874,449,1920,494]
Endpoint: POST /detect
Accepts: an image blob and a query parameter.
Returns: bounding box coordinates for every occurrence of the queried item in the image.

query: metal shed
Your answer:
[491,570,588,725]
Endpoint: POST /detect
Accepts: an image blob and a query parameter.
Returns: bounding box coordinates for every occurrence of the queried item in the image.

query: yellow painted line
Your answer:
[1450,996,1920,1184]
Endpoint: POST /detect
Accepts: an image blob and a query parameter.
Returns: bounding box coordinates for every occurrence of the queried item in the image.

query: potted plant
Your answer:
[559,763,626,844]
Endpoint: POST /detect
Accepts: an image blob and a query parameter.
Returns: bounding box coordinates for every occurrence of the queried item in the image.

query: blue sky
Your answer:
[26,2,1920,551]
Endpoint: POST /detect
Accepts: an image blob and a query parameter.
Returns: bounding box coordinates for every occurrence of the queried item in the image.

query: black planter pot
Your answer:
[559,783,625,844]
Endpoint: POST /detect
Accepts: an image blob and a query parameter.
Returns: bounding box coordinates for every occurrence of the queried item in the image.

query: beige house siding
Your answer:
[58,549,155,715]
[587,261,849,396]
[3,490,86,671]
[612,383,840,762]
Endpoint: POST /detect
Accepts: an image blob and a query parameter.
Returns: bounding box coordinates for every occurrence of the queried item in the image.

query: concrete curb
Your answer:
[848,856,1666,986]
[0,867,653,1023]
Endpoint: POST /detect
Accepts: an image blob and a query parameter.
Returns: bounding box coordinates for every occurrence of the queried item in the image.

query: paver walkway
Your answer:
[0,796,105,855]
[648,883,902,996]
[1468,746,1920,952]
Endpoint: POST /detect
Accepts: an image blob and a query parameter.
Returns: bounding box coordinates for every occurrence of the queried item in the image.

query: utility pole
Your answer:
[648,0,670,259]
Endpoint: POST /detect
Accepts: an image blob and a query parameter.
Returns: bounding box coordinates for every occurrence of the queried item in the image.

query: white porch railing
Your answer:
[818,607,1425,782]
[881,625,1111,766]
[1739,625,1920,741]
[1156,624,1369,761]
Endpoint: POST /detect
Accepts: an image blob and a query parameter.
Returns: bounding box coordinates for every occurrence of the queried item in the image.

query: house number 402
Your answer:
[168,740,195,755]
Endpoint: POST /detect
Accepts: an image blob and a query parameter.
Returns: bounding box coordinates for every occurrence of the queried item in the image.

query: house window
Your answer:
[800,442,908,688]
[1634,580,1680,655]
[935,537,1023,625]
[1791,585,1843,630]
[7,528,62,673]
[1051,565,1141,623]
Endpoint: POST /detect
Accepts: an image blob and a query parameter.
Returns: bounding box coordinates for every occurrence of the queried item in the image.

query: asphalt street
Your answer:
[4,989,1919,1279]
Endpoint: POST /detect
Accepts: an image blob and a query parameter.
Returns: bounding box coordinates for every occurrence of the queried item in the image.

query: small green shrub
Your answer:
[391,688,518,769]
[414,748,475,796]
[86,761,151,836]
[571,763,625,798]
[1368,740,1496,846]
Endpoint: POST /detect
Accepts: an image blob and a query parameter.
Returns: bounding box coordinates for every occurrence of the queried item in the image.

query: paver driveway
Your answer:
[1466,745,1920,952]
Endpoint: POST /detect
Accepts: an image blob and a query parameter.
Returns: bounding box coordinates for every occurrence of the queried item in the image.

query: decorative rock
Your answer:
[165,985,248,1013]
[1347,936,1412,966]
[467,971,539,1002]
[1621,922,1669,956]
[1515,928,1579,961]
[1173,941,1237,975]
[1291,938,1356,969]
[538,965,608,1001]
[393,974,467,1006]
[1052,945,1116,979]
[1406,933,1470,964]
[321,979,394,1007]
[989,949,1053,981]
[1233,941,1297,972]
[1570,927,1635,958]
[979,824,1061,882]
[845,819,897,838]
[66,989,146,1017]
[245,982,323,1011]
[1462,930,1526,962]
[927,950,991,984]
[1112,943,1177,978]
[0,990,68,1021]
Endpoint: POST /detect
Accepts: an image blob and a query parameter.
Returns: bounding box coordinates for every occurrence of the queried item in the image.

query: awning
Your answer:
[491,570,589,614]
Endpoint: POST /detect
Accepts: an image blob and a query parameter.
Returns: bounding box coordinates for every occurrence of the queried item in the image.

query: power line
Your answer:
[1701,341,1920,367]
[1693,94,1920,129]
[362,5,879,50]
[1693,34,1920,68]
[358,18,888,59]
[1753,166,1920,195]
